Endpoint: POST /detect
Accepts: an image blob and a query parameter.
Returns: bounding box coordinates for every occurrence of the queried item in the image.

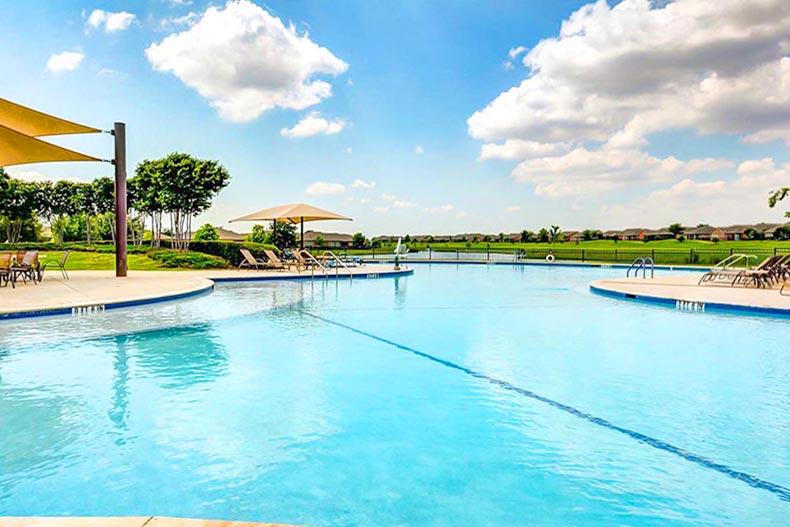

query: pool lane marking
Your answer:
[299,310,790,503]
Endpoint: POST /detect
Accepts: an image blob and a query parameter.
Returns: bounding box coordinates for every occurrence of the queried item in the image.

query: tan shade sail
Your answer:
[0,123,101,167]
[0,97,101,137]
[230,203,352,224]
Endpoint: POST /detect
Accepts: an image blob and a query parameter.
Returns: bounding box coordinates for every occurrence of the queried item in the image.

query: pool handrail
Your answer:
[626,257,654,279]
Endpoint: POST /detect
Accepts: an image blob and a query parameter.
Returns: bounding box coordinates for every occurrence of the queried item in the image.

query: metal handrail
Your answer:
[626,257,654,278]
[321,250,354,281]
[299,249,326,278]
[711,253,757,271]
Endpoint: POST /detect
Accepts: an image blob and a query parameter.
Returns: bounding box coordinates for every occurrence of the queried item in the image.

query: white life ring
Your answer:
[546,254,555,263]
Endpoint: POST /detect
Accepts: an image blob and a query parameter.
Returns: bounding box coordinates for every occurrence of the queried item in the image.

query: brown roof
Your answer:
[301,230,353,243]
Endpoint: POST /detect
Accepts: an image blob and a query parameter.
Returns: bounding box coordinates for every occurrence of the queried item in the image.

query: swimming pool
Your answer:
[1,264,789,526]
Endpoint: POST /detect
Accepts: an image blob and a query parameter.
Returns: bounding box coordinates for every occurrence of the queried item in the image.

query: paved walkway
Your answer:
[0,264,408,318]
[591,274,790,313]
[0,517,303,527]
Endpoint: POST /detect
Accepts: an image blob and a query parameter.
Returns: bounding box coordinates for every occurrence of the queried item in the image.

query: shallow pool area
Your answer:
[2,264,790,526]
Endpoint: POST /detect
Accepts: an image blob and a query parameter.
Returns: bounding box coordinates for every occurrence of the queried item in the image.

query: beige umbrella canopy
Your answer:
[230,203,352,248]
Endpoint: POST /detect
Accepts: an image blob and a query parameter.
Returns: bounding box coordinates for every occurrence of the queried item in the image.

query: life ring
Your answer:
[546,254,555,263]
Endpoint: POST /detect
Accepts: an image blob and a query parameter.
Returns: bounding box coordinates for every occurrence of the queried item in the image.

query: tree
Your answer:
[519,230,534,243]
[668,223,685,238]
[774,225,790,241]
[50,180,80,244]
[194,223,219,241]
[0,176,38,243]
[769,187,790,218]
[352,232,368,249]
[498,232,505,243]
[404,234,411,243]
[537,228,549,243]
[268,220,296,249]
[92,177,116,241]
[246,224,268,244]
[134,153,230,251]
[549,225,562,243]
[314,236,324,248]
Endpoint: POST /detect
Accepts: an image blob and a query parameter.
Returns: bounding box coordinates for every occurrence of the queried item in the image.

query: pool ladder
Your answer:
[626,257,654,279]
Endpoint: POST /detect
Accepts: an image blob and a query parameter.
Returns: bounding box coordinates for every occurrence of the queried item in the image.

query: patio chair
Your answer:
[731,255,786,288]
[41,249,71,280]
[263,249,290,271]
[0,251,12,288]
[238,248,267,271]
[11,250,39,285]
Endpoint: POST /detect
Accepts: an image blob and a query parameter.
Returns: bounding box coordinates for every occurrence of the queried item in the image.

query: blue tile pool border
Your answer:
[589,283,790,317]
[362,258,709,272]
[0,268,414,321]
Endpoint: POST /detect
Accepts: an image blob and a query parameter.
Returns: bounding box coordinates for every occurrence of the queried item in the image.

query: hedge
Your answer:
[0,242,150,254]
[171,240,279,266]
[147,249,229,269]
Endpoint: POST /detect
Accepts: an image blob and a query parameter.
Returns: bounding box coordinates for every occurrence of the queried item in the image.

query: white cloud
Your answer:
[359,198,370,204]
[160,11,200,29]
[305,181,346,195]
[8,170,83,183]
[423,204,455,213]
[146,0,348,122]
[393,200,416,208]
[346,147,353,154]
[506,205,521,213]
[415,145,424,154]
[46,51,84,73]
[86,9,136,32]
[373,206,389,213]
[350,178,375,189]
[281,112,346,138]
[381,193,397,202]
[470,0,790,194]
[602,158,790,226]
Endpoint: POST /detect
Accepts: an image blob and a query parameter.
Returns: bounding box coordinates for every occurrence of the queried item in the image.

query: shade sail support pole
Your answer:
[113,122,127,277]
[301,217,304,249]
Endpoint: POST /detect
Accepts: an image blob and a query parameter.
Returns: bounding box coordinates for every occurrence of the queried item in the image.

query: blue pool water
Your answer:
[2,264,790,526]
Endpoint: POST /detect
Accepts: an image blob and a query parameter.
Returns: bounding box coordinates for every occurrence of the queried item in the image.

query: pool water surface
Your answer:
[1,264,789,526]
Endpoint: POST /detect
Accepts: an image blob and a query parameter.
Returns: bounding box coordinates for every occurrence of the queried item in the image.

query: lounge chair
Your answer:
[700,255,780,286]
[41,249,71,280]
[294,249,323,272]
[0,252,12,288]
[263,249,290,271]
[238,248,268,271]
[731,255,787,288]
[11,250,39,285]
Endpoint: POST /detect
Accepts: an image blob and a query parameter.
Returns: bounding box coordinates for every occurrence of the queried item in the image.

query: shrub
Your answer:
[194,223,219,241]
[181,240,278,266]
[148,249,228,269]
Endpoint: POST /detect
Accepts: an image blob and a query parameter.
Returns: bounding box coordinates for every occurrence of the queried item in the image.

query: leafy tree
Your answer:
[194,223,219,241]
[403,234,411,243]
[426,235,435,244]
[352,232,368,249]
[0,176,38,242]
[92,177,116,241]
[246,224,268,244]
[498,232,505,243]
[133,153,230,250]
[537,228,550,243]
[668,223,685,238]
[582,229,602,241]
[482,234,491,242]
[774,225,790,241]
[549,225,562,243]
[314,236,324,248]
[268,220,296,249]
[769,187,790,218]
[520,230,534,243]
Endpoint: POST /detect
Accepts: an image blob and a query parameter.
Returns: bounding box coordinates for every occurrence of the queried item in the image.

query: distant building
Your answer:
[643,228,674,241]
[686,225,724,241]
[301,230,353,249]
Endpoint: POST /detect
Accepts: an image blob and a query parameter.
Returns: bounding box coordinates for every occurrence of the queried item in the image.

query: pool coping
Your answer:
[0,267,414,321]
[362,258,710,272]
[589,282,790,317]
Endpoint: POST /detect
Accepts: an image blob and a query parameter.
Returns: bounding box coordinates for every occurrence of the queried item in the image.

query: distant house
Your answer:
[601,230,622,240]
[162,226,246,242]
[562,231,580,242]
[301,230,353,249]
[621,228,646,241]
[721,225,750,241]
[749,223,784,239]
[643,228,675,241]
[686,225,725,241]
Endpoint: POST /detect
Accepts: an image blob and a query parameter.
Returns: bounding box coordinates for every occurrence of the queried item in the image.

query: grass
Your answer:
[38,250,229,271]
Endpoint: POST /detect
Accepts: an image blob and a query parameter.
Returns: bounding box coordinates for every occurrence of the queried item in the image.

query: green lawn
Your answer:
[39,251,169,271]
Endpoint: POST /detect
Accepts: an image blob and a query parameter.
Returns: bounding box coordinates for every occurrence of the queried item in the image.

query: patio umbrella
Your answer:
[230,203,352,249]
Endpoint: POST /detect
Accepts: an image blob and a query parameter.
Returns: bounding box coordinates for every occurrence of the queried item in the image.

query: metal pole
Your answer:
[301,217,304,249]
[113,122,127,277]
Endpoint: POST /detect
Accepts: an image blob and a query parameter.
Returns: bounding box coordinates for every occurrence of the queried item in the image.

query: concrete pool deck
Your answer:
[0,264,411,319]
[0,517,304,527]
[591,274,790,315]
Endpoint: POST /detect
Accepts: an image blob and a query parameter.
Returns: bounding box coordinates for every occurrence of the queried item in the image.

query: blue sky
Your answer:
[2,0,789,235]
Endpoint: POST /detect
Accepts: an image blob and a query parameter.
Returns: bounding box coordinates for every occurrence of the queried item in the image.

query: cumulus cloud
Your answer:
[470,0,790,194]
[393,200,416,208]
[8,170,83,183]
[86,9,136,32]
[602,158,790,226]
[305,182,346,195]
[423,204,455,213]
[350,179,375,189]
[506,205,521,213]
[281,112,346,138]
[46,51,84,73]
[415,145,424,154]
[146,0,348,122]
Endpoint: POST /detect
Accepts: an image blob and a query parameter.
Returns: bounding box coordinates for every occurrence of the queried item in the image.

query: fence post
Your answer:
[582,249,585,262]
[774,247,778,256]
[487,247,490,260]
[651,249,655,261]
[429,246,432,260]
[372,248,375,259]
[730,248,734,256]
[615,249,618,262]
[690,249,694,264]
[456,249,459,260]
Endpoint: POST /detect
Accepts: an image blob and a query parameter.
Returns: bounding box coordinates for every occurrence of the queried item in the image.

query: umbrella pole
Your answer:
[300,217,304,249]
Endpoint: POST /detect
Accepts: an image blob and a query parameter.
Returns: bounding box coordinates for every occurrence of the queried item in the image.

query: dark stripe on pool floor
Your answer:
[299,310,790,503]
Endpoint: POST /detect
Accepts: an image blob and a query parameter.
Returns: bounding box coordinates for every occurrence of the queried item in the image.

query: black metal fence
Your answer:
[347,246,790,266]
